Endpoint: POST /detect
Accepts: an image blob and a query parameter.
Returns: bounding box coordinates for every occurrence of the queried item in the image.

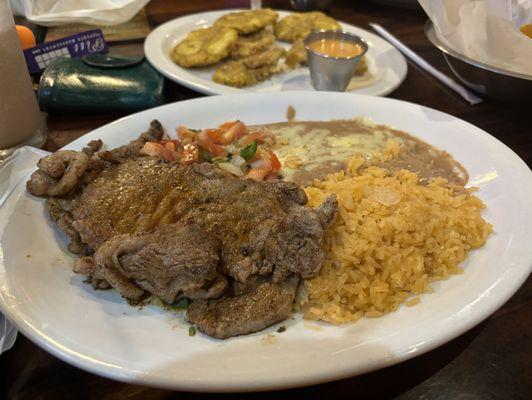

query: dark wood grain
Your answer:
[2,1,531,399]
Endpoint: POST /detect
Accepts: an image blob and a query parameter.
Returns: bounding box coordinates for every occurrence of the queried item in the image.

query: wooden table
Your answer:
[1,1,530,398]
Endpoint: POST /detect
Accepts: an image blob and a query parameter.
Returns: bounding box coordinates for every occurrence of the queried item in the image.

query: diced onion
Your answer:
[230,155,246,167]
[218,162,244,177]
[366,186,401,206]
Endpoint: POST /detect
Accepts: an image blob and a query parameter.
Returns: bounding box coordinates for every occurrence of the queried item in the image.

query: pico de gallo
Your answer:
[140,121,282,181]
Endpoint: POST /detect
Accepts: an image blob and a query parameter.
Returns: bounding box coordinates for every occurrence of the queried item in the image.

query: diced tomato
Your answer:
[245,168,269,181]
[181,143,200,164]
[239,130,266,147]
[249,148,270,167]
[159,139,180,146]
[220,121,247,144]
[250,156,271,170]
[248,149,281,174]
[195,134,227,157]
[140,142,165,157]
[205,121,248,145]
[177,126,197,141]
[268,150,281,172]
[164,141,177,152]
[219,121,238,130]
[140,142,176,162]
[204,128,224,144]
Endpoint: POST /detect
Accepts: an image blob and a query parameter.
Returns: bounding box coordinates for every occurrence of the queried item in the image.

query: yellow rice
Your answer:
[301,143,492,324]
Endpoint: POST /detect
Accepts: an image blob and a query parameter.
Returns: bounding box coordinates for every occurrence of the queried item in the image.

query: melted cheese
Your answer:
[266,119,396,182]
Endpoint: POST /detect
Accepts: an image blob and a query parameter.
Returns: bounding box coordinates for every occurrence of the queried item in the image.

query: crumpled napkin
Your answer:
[418,0,532,75]
[0,146,50,355]
[9,0,150,26]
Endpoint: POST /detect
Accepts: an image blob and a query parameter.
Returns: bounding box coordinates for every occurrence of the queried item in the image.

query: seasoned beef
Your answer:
[85,223,226,303]
[64,158,336,287]
[26,120,164,198]
[187,275,299,339]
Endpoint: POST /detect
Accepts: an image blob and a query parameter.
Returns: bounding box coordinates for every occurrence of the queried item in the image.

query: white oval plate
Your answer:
[144,10,407,96]
[0,92,531,392]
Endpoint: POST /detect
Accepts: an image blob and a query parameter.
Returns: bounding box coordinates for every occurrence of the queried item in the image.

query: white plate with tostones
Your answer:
[0,92,531,392]
[144,9,407,96]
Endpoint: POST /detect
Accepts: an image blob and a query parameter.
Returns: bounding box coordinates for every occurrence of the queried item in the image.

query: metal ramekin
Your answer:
[304,30,368,92]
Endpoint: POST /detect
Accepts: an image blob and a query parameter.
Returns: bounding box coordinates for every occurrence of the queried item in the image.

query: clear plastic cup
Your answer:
[0,0,46,159]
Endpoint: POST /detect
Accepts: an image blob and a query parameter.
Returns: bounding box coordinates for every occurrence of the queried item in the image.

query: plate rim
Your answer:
[143,9,408,97]
[1,92,531,392]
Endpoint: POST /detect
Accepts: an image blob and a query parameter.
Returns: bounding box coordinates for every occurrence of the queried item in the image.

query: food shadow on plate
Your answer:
[44,213,74,256]
[68,274,141,311]
[280,59,376,92]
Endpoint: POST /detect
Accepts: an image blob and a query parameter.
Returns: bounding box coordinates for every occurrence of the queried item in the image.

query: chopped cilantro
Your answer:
[277,326,286,333]
[189,326,197,336]
[212,153,233,165]
[240,140,258,161]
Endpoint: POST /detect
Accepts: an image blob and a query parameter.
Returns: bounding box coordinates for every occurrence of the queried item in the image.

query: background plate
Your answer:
[144,10,407,96]
[0,92,531,392]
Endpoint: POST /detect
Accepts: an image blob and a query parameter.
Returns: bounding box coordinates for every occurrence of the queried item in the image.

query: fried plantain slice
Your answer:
[230,29,276,59]
[212,62,276,87]
[171,26,238,68]
[241,46,285,68]
[213,46,285,88]
[214,9,278,35]
[285,38,307,68]
[274,12,341,43]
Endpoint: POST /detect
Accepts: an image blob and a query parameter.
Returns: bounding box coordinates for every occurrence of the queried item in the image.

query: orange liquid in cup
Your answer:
[520,24,532,39]
[308,39,364,58]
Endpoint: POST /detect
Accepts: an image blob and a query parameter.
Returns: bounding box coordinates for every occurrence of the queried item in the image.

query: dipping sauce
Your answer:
[308,39,364,58]
[520,24,532,39]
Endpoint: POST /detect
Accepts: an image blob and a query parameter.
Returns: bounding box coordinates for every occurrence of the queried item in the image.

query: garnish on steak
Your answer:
[26,120,337,339]
[139,120,283,181]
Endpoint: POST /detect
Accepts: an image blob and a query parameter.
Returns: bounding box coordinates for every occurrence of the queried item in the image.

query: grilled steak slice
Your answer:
[76,223,226,303]
[26,151,90,197]
[46,198,86,254]
[187,275,299,339]
[67,158,336,283]
[26,120,164,198]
